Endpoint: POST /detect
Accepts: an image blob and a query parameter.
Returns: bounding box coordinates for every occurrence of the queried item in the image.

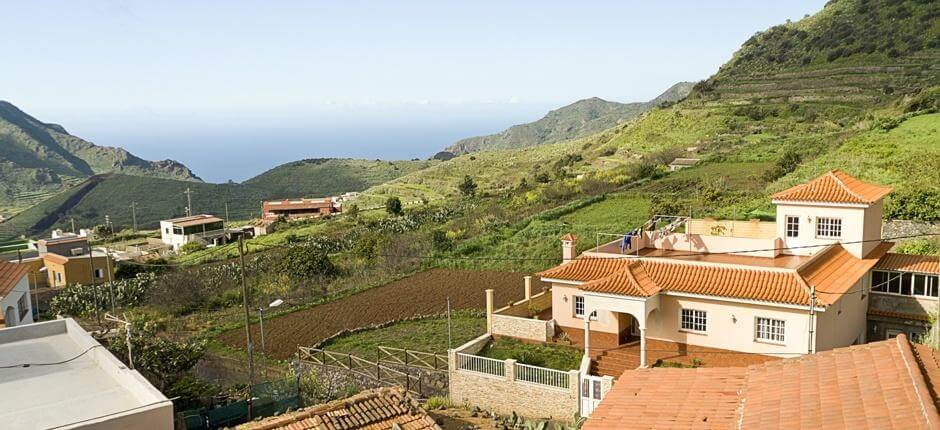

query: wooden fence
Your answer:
[297,347,444,397]
[377,346,448,371]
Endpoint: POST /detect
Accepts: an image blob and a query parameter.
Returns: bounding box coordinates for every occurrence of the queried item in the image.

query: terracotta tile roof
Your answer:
[868,308,931,322]
[581,261,660,297]
[264,198,334,211]
[43,253,70,265]
[584,336,940,430]
[560,233,578,242]
[798,242,891,306]
[771,169,893,205]
[0,260,29,298]
[540,243,883,307]
[913,343,940,412]
[236,387,440,430]
[876,253,940,275]
[538,258,628,282]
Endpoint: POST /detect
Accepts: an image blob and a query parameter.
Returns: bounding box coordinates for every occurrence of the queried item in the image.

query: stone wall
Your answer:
[448,353,579,419]
[448,334,580,419]
[491,315,554,342]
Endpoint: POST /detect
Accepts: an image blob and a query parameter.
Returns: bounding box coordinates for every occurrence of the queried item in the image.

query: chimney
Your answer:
[561,234,577,262]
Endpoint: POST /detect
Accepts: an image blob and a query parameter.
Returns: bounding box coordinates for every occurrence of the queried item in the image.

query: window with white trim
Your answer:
[815,217,842,239]
[871,270,938,298]
[755,317,785,343]
[680,308,707,333]
[573,295,597,320]
[94,268,104,279]
[17,293,29,320]
[785,216,799,238]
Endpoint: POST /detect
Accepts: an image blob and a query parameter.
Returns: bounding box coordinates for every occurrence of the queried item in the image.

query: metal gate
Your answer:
[580,374,605,417]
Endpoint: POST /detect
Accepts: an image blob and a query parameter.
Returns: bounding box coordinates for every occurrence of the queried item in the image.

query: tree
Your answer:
[458,175,478,197]
[385,196,403,216]
[277,242,338,280]
[107,317,207,390]
[345,203,359,219]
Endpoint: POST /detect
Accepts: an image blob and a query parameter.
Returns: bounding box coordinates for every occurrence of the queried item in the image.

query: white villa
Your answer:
[451,170,939,418]
[159,214,226,251]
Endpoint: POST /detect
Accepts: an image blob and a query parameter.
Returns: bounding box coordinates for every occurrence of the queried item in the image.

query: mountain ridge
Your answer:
[443,82,694,155]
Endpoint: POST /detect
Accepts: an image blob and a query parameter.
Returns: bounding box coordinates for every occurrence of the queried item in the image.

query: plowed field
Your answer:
[219,269,547,359]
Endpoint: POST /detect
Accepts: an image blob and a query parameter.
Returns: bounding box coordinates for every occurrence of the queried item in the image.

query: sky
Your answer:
[2,0,826,182]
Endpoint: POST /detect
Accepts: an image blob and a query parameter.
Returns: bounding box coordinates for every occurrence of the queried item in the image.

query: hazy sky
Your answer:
[2,0,826,181]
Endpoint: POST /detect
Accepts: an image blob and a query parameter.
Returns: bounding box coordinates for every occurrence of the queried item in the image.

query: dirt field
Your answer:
[219,269,547,359]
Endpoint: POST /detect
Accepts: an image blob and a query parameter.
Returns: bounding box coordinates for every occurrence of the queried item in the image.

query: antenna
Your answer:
[184,188,193,216]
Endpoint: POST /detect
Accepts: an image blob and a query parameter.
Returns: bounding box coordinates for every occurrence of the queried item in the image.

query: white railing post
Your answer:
[505,359,516,381]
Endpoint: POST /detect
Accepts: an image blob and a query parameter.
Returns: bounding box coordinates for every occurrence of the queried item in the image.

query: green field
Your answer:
[320,312,486,358]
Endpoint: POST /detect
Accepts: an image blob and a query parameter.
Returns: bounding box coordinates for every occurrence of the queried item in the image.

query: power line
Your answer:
[0,345,103,369]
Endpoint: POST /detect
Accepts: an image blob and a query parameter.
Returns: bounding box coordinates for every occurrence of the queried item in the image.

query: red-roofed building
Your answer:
[262,198,340,221]
[461,170,937,418]
[0,260,33,328]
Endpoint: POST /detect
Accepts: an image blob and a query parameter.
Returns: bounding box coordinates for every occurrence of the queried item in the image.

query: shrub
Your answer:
[179,241,206,254]
[886,190,940,221]
[276,243,338,280]
[385,196,403,216]
[458,175,478,197]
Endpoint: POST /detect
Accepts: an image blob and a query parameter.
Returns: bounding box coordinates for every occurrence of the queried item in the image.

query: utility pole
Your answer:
[70,218,76,234]
[808,285,816,354]
[105,245,115,313]
[225,202,230,223]
[237,233,255,419]
[446,297,452,349]
[105,215,112,235]
[89,246,101,326]
[184,188,193,217]
[130,202,138,232]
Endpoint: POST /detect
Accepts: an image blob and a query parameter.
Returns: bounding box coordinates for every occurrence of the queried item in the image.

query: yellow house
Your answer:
[43,251,113,288]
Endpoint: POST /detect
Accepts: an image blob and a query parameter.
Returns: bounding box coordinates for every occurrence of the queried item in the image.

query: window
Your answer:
[871,270,938,298]
[815,217,842,239]
[55,272,63,285]
[69,247,84,256]
[17,293,29,320]
[94,268,104,279]
[680,308,707,333]
[755,317,785,343]
[165,227,170,234]
[172,226,183,235]
[785,216,799,238]
[573,295,597,320]
[574,295,585,317]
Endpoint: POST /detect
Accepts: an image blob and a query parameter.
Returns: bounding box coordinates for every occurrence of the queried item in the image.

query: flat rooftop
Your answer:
[591,241,810,269]
[0,319,172,429]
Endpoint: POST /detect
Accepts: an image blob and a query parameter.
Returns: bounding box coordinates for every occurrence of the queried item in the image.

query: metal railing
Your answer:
[514,362,569,389]
[456,353,505,377]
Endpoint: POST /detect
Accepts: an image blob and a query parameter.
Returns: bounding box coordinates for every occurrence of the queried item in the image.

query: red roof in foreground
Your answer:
[236,387,439,430]
[876,252,940,275]
[771,169,893,205]
[583,335,940,430]
[0,260,29,298]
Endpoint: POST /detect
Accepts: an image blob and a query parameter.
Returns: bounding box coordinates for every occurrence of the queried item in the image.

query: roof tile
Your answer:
[876,253,940,275]
[0,260,30,298]
[771,169,892,205]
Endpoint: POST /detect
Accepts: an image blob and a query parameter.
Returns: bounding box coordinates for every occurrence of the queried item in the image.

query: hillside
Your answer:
[244,158,435,198]
[0,158,434,240]
[365,0,939,224]
[443,82,693,155]
[0,101,200,214]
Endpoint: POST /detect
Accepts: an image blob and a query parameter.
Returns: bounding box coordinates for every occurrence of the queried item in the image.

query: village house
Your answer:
[42,250,113,288]
[0,318,173,429]
[582,334,940,429]
[452,170,939,418]
[262,197,341,221]
[0,260,32,328]
[159,214,226,251]
[667,157,700,171]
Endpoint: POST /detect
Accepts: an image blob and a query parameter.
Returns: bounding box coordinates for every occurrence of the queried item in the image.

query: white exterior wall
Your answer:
[814,277,868,350]
[551,284,622,334]
[1,275,32,327]
[774,201,882,259]
[646,294,814,357]
[159,221,188,251]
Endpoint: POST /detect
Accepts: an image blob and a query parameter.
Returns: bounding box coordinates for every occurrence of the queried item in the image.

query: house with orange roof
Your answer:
[582,334,940,430]
[457,170,938,418]
[262,197,340,221]
[0,259,33,328]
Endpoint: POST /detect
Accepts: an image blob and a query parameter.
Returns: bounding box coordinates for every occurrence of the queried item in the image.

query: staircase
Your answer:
[590,345,641,379]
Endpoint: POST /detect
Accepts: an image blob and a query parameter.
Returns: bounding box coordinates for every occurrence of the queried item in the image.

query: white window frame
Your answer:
[754,317,786,344]
[679,308,707,333]
[815,217,842,239]
[94,268,104,279]
[573,295,598,320]
[785,215,799,238]
[871,270,938,298]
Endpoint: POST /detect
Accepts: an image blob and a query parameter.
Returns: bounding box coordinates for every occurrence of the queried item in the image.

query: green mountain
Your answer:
[443,82,694,155]
[369,0,939,215]
[0,158,434,240]
[0,101,200,213]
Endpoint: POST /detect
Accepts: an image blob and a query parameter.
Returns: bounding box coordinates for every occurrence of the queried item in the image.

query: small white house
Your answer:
[0,260,32,328]
[159,214,225,251]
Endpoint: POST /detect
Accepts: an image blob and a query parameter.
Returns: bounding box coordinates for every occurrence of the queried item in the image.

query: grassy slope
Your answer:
[320,311,485,357]
[244,158,435,199]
